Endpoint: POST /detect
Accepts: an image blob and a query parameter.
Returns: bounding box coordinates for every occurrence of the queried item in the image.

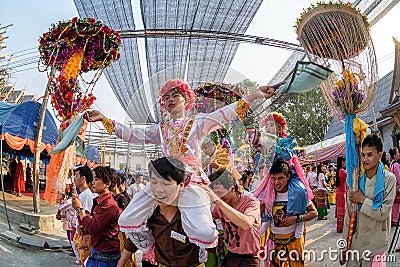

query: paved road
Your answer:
[303,205,399,266]
[0,239,77,267]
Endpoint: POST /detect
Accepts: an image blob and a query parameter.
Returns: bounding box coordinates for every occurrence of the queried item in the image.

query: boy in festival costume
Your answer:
[86,79,275,257]
[340,134,396,266]
[250,112,314,213]
[266,160,317,267]
[247,112,314,266]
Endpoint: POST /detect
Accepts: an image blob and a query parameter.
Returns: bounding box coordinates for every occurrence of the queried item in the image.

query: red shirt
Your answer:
[337,169,347,193]
[81,192,120,253]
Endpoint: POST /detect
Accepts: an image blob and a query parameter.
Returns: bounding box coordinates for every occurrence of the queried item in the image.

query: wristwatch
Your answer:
[296,214,303,223]
[76,207,84,214]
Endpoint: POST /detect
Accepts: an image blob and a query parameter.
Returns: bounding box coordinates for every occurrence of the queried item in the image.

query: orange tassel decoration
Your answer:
[347,212,357,250]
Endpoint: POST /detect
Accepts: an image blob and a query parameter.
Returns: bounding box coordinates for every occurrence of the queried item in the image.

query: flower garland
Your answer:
[39,17,121,123]
[294,1,369,33]
[332,69,364,112]
[194,82,247,113]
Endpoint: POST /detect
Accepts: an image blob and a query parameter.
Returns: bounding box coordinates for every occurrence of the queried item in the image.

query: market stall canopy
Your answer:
[302,134,346,163]
[0,101,58,153]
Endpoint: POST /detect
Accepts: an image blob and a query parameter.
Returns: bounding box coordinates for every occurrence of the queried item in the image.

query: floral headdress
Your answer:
[260,112,288,138]
[158,79,196,111]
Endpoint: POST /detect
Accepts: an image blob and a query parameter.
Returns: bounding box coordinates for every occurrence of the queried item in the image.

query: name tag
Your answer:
[170,230,186,243]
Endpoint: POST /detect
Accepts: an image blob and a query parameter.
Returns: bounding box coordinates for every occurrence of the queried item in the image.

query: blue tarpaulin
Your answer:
[87,145,100,164]
[0,101,58,145]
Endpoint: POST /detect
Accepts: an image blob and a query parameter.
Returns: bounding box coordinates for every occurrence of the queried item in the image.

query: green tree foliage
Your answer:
[230,79,259,149]
[275,88,332,146]
[237,79,259,92]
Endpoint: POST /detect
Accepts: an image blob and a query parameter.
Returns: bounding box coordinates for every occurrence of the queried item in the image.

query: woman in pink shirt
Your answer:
[335,157,347,233]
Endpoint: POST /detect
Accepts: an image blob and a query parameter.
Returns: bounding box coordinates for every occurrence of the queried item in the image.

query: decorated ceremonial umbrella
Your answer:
[296,1,377,250]
[38,17,121,205]
[39,17,121,125]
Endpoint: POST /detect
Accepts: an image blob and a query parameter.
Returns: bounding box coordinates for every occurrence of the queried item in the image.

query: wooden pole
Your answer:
[33,68,53,213]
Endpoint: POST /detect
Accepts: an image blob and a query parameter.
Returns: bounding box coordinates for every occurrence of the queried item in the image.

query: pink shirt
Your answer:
[390,161,400,189]
[212,194,261,255]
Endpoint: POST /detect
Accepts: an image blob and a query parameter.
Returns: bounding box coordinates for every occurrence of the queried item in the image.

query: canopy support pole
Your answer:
[33,68,53,213]
[0,138,12,230]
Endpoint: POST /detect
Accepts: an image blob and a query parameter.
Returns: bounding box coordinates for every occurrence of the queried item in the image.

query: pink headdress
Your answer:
[158,79,196,111]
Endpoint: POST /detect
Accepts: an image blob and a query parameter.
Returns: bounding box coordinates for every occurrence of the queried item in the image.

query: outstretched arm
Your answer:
[198,86,275,137]
[85,110,161,145]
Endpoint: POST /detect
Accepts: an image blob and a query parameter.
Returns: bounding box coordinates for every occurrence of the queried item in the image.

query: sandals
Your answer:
[318,217,328,220]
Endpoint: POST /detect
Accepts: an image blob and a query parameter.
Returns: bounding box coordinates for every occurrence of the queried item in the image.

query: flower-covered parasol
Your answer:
[40,17,121,205]
[39,17,121,124]
[194,82,247,113]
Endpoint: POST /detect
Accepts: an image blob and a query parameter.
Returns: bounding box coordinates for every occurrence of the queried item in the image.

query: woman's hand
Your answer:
[247,86,276,102]
[84,110,106,122]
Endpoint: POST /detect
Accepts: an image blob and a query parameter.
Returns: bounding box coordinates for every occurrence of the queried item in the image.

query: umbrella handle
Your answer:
[272,81,286,89]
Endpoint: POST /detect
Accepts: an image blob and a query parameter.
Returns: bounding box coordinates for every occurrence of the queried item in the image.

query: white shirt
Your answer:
[114,102,241,183]
[128,183,145,198]
[317,173,327,191]
[271,191,297,235]
[307,171,318,188]
[76,188,95,226]
[271,191,313,235]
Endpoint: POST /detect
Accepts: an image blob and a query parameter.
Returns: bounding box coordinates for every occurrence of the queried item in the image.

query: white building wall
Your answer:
[381,122,396,152]
[108,153,151,173]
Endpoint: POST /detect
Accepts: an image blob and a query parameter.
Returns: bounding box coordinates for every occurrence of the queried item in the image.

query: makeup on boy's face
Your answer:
[264,120,279,135]
[163,89,186,113]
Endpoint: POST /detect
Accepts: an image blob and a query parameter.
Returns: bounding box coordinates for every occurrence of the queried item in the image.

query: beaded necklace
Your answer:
[161,116,194,157]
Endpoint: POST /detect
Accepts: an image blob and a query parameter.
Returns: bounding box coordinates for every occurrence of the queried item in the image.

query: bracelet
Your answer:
[236,99,250,120]
[296,214,303,223]
[76,207,84,214]
[242,95,251,104]
[102,118,115,135]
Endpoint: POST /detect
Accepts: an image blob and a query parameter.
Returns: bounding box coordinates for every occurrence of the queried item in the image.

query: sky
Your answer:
[1,0,399,125]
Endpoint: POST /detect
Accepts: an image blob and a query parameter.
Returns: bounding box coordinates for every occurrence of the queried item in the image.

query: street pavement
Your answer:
[0,215,77,267]
[303,204,400,266]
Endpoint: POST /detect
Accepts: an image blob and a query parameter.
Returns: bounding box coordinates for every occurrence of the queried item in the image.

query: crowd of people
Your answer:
[1,155,32,197]
[46,79,400,266]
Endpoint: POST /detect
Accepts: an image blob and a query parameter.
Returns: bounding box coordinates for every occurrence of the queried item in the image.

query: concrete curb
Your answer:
[0,230,71,252]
